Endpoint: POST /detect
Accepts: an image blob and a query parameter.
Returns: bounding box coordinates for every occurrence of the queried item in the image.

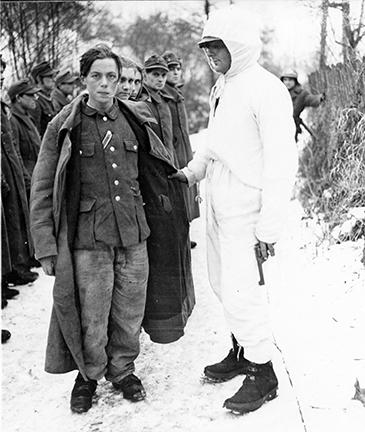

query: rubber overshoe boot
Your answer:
[70,373,97,413]
[113,374,146,402]
[204,334,250,382]
[223,361,278,414]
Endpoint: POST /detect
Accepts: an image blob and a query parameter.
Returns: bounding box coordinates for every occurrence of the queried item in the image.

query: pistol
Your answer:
[254,243,265,286]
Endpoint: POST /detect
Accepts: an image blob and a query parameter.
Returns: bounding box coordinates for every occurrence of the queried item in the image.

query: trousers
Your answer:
[73,241,148,382]
[205,160,272,364]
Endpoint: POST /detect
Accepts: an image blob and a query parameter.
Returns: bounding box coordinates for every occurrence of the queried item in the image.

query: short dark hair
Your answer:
[80,44,122,78]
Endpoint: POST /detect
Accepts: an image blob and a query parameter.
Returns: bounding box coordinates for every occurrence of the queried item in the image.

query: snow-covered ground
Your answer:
[2,192,365,432]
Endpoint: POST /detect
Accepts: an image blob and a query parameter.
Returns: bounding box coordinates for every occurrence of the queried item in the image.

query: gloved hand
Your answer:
[168,170,188,183]
[39,255,57,276]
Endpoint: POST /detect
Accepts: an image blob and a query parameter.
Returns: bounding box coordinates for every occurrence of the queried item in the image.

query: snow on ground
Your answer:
[2,192,365,432]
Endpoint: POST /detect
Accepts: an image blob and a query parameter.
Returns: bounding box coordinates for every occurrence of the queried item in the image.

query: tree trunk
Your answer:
[342,0,351,63]
[320,0,329,67]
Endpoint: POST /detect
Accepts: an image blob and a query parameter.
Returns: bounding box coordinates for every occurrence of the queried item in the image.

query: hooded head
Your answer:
[198,6,262,78]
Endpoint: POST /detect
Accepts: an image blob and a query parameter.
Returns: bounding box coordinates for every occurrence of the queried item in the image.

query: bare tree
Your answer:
[320,0,329,66]
[329,0,365,63]
[1,1,95,79]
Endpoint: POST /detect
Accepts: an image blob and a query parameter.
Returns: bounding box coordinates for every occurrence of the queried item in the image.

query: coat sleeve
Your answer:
[255,80,298,243]
[30,122,60,259]
[302,90,322,108]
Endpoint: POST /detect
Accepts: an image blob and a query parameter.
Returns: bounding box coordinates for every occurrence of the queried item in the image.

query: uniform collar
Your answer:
[82,99,118,120]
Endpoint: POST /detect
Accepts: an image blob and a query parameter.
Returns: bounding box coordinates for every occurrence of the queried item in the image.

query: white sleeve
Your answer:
[181,133,212,187]
[255,81,298,243]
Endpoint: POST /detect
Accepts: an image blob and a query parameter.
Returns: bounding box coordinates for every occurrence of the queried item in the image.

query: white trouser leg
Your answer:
[206,160,272,364]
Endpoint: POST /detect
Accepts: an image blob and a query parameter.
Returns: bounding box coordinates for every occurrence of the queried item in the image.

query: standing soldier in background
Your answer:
[30,61,57,137]
[142,55,175,160]
[162,51,200,248]
[116,56,136,101]
[1,56,38,293]
[51,70,77,114]
[8,79,41,178]
[280,69,325,142]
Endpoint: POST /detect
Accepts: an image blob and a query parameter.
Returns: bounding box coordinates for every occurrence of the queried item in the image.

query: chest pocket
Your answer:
[124,139,138,153]
[80,132,95,157]
[124,139,138,179]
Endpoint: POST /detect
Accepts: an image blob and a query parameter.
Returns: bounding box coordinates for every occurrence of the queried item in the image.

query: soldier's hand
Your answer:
[40,255,57,276]
[258,241,275,261]
[168,170,188,183]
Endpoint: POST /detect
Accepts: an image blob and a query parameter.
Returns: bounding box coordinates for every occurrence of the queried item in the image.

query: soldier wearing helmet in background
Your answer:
[280,69,325,142]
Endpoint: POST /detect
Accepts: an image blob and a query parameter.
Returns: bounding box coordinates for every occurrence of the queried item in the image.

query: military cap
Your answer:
[197,36,222,47]
[31,61,58,80]
[55,69,78,86]
[162,51,181,67]
[8,79,40,101]
[144,55,169,72]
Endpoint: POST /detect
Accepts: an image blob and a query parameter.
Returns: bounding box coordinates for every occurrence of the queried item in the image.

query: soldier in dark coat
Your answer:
[142,55,175,161]
[280,69,325,141]
[1,57,38,290]
[162,51,200,227]
[139,54,195,342]
[51,69,77,114]
[8,79,41,177]
[30,61,57,137]
[30,45,194,414]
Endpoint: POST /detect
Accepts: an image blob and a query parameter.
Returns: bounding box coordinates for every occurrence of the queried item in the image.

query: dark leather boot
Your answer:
[113,374,146,402]
[223,361,278,414]
[203,334,250,382]
[70,373,97,413]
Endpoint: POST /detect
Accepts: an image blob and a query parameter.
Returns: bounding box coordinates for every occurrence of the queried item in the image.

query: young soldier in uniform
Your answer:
[30,61,57,137]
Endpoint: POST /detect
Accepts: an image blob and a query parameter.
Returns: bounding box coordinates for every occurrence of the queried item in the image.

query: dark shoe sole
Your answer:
[223,387,278,414]
[203,367,248,383]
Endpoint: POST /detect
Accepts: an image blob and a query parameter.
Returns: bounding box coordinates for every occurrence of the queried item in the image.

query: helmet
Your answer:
[280,69,298,81]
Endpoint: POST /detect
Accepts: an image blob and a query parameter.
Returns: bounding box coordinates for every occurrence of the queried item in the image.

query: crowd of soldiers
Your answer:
[1,50,200,344]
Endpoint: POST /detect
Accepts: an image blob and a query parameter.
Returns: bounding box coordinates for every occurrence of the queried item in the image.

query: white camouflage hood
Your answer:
[201,6,262,78]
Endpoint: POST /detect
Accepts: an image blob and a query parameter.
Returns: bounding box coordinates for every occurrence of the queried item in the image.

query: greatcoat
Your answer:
[30,95,195,376]
[162,83,200,222]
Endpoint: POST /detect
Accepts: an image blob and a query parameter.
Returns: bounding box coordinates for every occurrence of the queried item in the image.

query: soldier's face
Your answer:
[131,70,142,99]
[41,76,55,91]
[282,78,296,90]
[83,58,119,110]
[144,69,167,91]
[59,83,74,96]
[167,65,182,86]
[201,40,231,74]
[19,93,37,111]
[117,67,135,100]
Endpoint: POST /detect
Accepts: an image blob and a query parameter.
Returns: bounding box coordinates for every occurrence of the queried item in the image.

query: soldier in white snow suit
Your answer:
[172,6,298,414]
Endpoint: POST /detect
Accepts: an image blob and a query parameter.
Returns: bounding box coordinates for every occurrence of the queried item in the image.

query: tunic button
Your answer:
[79,150,83,155]
[103,116,107,122]
[110,146,115,152]
[115,195,121,201]
[114,180,119,185]
[112,163,117,168]
[133,145,137,150]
